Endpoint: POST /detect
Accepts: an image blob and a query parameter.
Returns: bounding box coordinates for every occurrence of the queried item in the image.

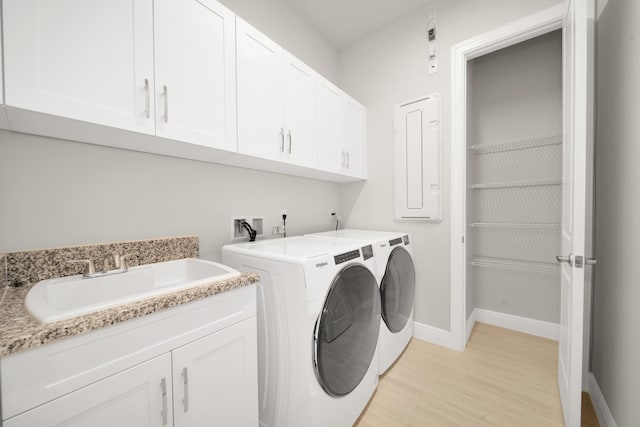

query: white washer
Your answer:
[222,237,380,427]
[305,230,416,374]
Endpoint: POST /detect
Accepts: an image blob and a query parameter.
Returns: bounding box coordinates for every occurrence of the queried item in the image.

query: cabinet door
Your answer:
[2,0,155,135]
[283,52,317,168]
[236,18,283,161]
[4,354,173,427]
[316,77,344,174]
[341,96,366,178]
[154,0,236,151]
[172,318,258,427]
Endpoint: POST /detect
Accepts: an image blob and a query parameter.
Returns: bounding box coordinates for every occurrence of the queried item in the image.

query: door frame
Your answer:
[449,4,565,352]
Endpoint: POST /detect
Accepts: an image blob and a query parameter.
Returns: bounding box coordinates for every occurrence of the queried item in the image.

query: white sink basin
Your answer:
[25,258,241,324]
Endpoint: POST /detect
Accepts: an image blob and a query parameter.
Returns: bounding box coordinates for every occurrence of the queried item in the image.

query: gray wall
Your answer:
[337,0,562,330]
[468,31,563,323]
[592,0,640,425]
[0,0,341,259]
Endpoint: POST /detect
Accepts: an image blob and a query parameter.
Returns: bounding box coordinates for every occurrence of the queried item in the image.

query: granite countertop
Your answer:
[0,272,260,358]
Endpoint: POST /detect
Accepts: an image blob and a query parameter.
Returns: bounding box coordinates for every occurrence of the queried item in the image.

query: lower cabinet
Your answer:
[172,318,258,426]
[1,287,258,427]
[4,353,174,427]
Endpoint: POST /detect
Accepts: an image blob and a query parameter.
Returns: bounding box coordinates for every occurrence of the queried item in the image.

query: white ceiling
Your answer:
[281,0,435,50]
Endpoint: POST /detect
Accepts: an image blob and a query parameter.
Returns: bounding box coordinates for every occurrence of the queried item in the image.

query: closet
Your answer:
[466,31,563,329]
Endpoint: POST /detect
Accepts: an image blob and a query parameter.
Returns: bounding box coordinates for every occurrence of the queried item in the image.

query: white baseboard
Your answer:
[586,372,617,427]
[465,310,476,345]
[471,308,560,341]
[413,321,455,349]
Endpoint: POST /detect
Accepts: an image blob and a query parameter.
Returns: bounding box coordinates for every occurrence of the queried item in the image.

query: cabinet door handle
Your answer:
[182,367,189,412]
[144,79,150,118]
[280,128,285,152]
[160,378,168,425]
[287,130,292,154]
[163,85,169,123]
[346,151,350,168]
[341,150,346,168]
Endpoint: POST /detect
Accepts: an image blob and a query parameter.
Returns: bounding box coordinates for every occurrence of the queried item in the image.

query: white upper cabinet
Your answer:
[154,0,236,151]
[282,52,317,168]
[236,18,283,161]
[341,95,366,178]
[316,76,344,175]
[3,0,156,135]
[1,1,365,181]
[317,76,366,178]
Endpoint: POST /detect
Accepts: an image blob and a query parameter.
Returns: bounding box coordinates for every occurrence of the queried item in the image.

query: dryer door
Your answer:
[313,264,380,397]
[381,246,416,333]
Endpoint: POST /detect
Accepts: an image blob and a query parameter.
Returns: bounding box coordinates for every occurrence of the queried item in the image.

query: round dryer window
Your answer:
[381,246,416,333]
[313,264,381,397]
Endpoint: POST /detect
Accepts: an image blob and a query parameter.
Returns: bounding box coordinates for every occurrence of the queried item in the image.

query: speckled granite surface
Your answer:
[0,271,259,358]
[0,236,260,357]
[6,236,199,287]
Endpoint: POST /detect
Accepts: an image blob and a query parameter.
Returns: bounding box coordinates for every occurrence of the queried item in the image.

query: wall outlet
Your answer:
[429,59,438,74]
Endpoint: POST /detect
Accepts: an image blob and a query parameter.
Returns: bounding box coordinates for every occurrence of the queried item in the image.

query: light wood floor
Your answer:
[355,322,600,427]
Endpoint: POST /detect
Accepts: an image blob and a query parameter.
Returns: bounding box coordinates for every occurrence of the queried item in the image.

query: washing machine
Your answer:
[305,230,416,374]
[222,236,380,427]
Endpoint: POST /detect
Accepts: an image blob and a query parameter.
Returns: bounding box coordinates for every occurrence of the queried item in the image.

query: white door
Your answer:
[317,77,344,174]
[2,0,155,135]
[172,318,258,427]
[236,18,283,161]
[283,52,317,168]
[557,0,594,426]
[341,96,366,178]
[154,0,237,151]
[4,354,173,427]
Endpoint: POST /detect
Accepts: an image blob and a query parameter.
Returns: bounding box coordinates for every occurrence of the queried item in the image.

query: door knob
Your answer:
[586,258,597,266]
[556,254,575,267]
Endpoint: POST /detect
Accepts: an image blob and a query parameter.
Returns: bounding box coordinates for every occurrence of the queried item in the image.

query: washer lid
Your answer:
[314,264,380,397]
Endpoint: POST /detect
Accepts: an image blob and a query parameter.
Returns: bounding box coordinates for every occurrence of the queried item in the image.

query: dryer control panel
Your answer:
[334,249,360,265]
[389,237,403,247]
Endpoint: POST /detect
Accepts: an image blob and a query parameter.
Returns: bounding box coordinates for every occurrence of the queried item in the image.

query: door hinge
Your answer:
[462,236,465,244]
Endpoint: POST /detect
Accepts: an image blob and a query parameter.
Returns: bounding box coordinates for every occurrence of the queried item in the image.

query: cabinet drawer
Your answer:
[1,284,255,419]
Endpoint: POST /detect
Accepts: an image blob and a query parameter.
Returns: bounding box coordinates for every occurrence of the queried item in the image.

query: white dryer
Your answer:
[222,237,380,427]
[305,230,416,374]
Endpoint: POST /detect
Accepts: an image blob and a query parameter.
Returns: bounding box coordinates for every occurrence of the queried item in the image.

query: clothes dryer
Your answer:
[222,237,380,427]
[305,230,415,374]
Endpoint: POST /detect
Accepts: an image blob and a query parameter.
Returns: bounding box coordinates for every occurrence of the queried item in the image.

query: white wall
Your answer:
[591,0,640,424]
[0,0,341,259]
[0,131,340,260]
[337,0,562,330]
[217,0,339,82]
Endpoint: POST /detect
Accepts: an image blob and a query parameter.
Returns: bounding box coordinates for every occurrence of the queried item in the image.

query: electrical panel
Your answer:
[393,93,441,222]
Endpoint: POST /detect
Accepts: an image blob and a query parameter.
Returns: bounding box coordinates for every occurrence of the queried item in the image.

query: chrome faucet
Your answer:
[68,253,137,279]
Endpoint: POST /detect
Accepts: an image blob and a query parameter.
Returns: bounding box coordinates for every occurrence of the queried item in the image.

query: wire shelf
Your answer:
[470,256,559,273]
[469,134,562,155]
[470,222,560,229]
[470,179,562,190]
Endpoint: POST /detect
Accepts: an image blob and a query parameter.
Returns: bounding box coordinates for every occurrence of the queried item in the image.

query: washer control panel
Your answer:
[334,249,360,265]
[361,245,374,260]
